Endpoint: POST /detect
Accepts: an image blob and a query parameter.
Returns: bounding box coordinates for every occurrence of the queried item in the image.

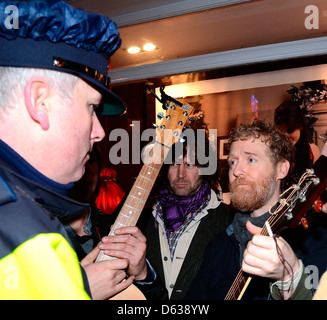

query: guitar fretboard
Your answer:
[96,148,166,262]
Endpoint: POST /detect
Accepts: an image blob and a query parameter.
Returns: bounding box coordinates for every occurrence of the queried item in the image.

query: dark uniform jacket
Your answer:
[0,159,92,299]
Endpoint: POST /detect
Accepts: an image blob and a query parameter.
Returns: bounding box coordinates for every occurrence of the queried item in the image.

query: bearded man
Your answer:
[185,119,327,300]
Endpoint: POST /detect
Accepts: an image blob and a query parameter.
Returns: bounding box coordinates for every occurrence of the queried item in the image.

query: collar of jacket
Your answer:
[0,159,89,221]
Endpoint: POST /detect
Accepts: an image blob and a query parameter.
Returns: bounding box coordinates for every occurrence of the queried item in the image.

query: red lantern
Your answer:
[95,168,125,214]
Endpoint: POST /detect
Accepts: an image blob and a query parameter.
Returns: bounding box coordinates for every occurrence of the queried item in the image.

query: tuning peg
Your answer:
[157,112,164,120]
[188,116,195,122]
[313,177,320,185]
[162,101,169,110]
[314,200,323,212]
[301,217,309,230]
[152,123,159,128]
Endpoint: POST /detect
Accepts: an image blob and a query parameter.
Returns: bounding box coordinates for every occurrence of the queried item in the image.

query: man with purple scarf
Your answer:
[138,129,234,299]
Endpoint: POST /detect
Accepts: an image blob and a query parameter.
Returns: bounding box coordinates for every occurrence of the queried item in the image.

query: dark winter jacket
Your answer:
[0,157,91,299]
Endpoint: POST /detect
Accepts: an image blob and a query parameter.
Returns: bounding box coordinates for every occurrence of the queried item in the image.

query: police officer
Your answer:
[0,0,149,299]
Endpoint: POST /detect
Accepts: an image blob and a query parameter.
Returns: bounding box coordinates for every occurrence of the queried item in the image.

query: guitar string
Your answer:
[271,234,294,293]
[225,215,288,299]
[225,214,283,299]
[263,175,314,293]
[225,219,291,299]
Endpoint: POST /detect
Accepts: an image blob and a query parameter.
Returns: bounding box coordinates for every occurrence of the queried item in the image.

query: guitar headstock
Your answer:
[142,84,194,166]
[147,84,194,147]
[156,97,193,146]
[268,155,327,233]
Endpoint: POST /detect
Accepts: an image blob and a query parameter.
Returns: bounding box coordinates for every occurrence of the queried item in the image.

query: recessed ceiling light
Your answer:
[127,46,141,54]
[143,43,156,52]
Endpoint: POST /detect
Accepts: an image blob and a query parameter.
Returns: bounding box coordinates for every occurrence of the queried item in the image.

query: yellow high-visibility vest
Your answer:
[0,233,91,300]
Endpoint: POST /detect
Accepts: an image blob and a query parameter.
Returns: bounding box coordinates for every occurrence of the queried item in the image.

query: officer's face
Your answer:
[50,79,105,184]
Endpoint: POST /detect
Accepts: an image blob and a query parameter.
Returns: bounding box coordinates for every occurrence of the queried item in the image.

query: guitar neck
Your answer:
[224,270,251,300]
[96,158,164,262]
[110,162,163,234]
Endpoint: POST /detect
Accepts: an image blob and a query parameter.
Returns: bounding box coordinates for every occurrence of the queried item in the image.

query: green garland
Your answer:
[287,83,327,109]
[287,83,327,141]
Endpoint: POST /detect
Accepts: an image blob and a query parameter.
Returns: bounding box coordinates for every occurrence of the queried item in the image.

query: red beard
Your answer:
[229,174,276,212]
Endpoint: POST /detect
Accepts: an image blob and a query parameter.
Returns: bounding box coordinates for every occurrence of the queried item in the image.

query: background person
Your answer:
[274,100,320,183]
[138,129,234,299]
[186,119,327,300]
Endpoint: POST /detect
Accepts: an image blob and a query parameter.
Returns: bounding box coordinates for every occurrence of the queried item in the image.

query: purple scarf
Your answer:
[157,180,211,232]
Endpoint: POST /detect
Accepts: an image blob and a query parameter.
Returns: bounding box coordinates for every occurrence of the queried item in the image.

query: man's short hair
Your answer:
[0,67,79,113]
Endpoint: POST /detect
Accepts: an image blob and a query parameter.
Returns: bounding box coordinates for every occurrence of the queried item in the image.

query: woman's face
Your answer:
[277,124,302,146]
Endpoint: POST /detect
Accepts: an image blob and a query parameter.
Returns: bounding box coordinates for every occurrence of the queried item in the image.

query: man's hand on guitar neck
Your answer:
[81,226,148,299]
[242,221,301,300]
[81,246,134,300]
[98,226,148,281]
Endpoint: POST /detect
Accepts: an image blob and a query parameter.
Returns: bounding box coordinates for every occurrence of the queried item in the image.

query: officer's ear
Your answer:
[24,76,50,130]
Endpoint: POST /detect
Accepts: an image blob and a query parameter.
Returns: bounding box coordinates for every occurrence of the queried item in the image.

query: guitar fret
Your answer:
[124,204,141,212]
[144,164,160,172]
[129,195,146,202]
[225,270,248,300]
[155,141,170,149]
[120,213,137,221]
[139,174,155,182]
[129,188,149,203]
[134,171,155,187]
[134,185,151,194]
[151,154,164,161]
[114,222,125,227]
[125,193,147,210]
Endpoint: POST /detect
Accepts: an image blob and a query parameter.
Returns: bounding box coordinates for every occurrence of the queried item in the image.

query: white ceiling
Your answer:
[69,0,327,83]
